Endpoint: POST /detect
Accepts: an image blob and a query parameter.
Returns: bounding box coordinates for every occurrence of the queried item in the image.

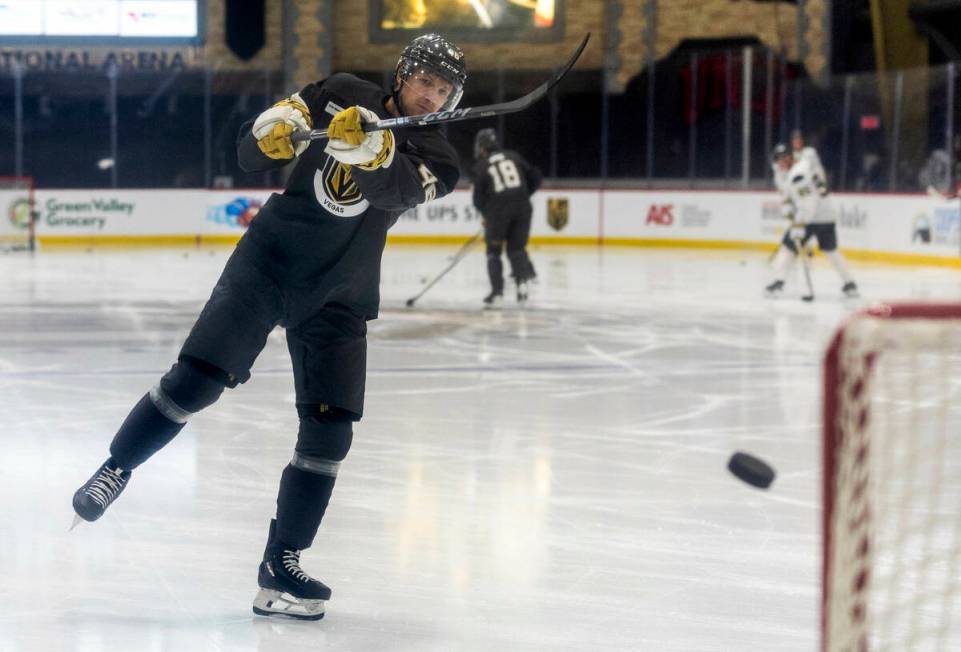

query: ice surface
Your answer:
[1,245,959,651]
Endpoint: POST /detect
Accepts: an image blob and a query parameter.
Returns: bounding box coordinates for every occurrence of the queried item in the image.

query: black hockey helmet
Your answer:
[474,128,498,159]
[393,33,467,113]
[771,143,792,164]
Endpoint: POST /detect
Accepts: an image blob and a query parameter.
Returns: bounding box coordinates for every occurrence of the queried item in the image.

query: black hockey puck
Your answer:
[802,294,814,302]
[727,451,776,489]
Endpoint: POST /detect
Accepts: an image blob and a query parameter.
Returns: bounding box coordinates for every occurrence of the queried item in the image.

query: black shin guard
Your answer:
[274,464,337,550]
[274,406,353,550]
[109,393,187,469]
[108,358,228,470]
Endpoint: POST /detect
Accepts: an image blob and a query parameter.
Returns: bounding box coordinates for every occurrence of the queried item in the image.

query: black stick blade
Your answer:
[548,32,591,91]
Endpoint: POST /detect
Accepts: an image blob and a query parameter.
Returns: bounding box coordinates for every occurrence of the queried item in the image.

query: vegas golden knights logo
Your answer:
[324,162,363,205]
[315,158,369,217]
[547,197,569,232]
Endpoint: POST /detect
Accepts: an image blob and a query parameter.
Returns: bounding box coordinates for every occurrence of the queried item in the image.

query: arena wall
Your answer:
[11,1,803,88]
[5,187,957,267]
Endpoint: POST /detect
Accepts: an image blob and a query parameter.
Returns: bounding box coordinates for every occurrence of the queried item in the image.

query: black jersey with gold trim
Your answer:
[234,73,460,320]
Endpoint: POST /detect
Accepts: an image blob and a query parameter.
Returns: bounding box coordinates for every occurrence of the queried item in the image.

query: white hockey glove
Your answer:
[813,175,829,197]
[253,93,312,160]
[324,106,395,170]
[780,198,796,221]
[788,223,806,242]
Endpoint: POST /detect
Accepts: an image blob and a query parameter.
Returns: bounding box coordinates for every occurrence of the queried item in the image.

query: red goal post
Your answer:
[822,303,961,652]
[0,176,35,252]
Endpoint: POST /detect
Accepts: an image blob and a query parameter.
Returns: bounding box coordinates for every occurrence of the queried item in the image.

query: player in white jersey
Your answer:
[772,130,827,194]
[791,129,827,188]
[765,144,859,299]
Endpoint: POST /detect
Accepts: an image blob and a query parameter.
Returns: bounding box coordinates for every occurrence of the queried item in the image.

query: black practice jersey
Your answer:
[471,149,542,221]
[235,73,460,320]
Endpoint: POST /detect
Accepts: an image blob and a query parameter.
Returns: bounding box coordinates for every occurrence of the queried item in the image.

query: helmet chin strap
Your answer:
[387,70,406,117]
[391,86,405,116]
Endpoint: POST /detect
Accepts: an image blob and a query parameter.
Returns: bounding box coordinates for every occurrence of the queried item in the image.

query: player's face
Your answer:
[399,70,455,115]
[791,134,803,151]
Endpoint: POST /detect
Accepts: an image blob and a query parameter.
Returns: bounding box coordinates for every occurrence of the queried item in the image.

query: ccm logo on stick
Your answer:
[417,108,472,124]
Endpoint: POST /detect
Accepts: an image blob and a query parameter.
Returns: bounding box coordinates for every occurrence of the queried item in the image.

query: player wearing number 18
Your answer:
[472,128,543,308]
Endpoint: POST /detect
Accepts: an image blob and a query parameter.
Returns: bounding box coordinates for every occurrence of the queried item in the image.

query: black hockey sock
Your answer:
[507,249,535,282]
[109,393,187,469]
[274,464,337,550]
[486,245,504,293]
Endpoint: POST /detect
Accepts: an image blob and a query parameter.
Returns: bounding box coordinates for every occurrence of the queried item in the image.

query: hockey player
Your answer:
[772,130,827,194]
[765,144,858,299]
[71,34,466,621]
[791,129,827,185]
[471,128,542,308]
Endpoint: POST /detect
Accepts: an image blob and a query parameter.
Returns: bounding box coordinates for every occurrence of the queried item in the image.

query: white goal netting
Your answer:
[0,176,35,252]
[823,304,961,652]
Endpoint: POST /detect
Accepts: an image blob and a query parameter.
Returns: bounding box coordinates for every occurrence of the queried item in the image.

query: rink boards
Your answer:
[4,187,959,265]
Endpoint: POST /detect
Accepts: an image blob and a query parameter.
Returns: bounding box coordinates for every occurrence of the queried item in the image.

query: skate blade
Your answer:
[252,589,325,621]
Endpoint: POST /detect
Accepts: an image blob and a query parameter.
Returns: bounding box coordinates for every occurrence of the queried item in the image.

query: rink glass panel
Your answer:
[0,51,955,190]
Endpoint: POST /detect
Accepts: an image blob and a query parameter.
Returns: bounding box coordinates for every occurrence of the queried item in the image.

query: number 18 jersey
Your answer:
[471,149,542,222]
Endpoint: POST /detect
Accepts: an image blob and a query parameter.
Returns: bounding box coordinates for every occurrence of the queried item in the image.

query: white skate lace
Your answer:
[282,550,311,583]
[84,467,126,508]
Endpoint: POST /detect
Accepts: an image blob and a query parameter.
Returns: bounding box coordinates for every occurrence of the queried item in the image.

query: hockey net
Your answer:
[823,303,961,652]
[0,176,35,252]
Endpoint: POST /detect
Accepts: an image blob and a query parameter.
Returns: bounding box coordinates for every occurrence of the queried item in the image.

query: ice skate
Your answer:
[483,290,503,310]
[516,279,529,304]
[764,280,784,297]
[842,281,859,298]
[252,520,330,621]
[72,458,132,526]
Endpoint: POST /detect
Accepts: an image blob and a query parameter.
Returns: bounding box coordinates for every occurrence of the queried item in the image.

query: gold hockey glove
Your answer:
[324,106,395,169]
[252,94,313,160]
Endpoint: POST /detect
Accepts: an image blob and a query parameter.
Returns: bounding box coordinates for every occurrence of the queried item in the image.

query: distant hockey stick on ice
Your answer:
[405,230,483,308]
[795,236,815,302]
[292,33,591,144]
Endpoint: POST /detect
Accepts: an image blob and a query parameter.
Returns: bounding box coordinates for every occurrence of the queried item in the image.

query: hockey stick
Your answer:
[768,239,814,265]
[405,229,483,308]
[766,243,781,264]
[292,33,591,144]
[794,236,815,302]
[442,227,483,263]
[926,185,958,201]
